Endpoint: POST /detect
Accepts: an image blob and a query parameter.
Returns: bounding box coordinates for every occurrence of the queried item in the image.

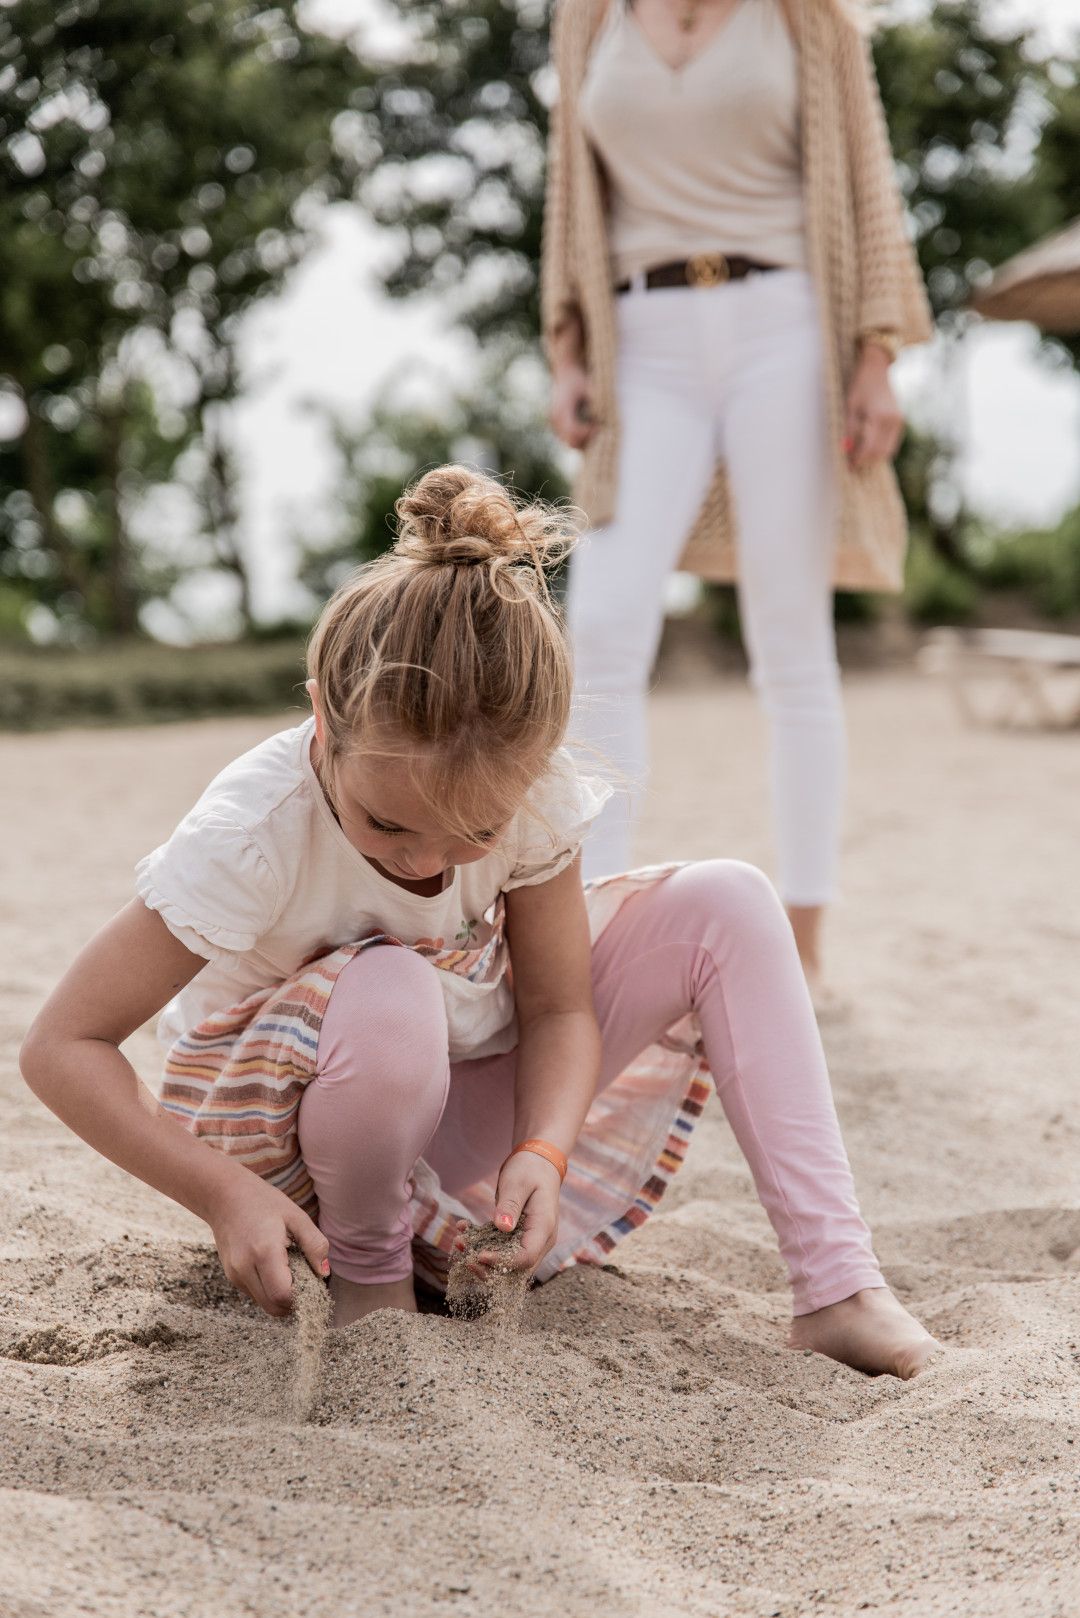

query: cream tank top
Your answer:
[580,0,806,283]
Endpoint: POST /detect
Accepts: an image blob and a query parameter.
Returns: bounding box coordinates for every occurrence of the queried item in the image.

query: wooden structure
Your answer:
[970,217,1080,333]
[920,627,1080,729]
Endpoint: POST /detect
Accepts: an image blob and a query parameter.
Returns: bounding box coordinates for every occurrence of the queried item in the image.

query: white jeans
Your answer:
[567,269,844,905]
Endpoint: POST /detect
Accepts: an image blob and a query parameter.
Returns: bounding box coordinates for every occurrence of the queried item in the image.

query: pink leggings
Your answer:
[296,862,884,1314]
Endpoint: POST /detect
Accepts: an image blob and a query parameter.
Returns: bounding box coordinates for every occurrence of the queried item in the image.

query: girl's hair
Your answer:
[307,465,577,842]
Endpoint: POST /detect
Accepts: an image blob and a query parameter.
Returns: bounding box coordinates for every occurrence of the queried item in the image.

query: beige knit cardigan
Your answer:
[540,0,934,592]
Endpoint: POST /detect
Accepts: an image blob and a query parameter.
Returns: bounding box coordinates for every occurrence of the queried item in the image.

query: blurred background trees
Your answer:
[1,0,360,638]
[2,0,1080,663]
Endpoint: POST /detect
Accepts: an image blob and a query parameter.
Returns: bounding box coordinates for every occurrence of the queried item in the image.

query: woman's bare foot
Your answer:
[329,1273,417,1328]
[786,904,848,1019]
[789,1287,941,1380]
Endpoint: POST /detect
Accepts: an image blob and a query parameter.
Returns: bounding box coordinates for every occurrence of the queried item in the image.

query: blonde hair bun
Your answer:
[307,461,579,845]
[394,464,574,576]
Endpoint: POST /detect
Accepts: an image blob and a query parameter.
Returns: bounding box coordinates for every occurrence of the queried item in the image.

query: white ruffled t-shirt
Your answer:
[136,718,610,1061]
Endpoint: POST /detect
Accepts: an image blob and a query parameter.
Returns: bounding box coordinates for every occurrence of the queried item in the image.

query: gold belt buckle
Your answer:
[686,251,729,288]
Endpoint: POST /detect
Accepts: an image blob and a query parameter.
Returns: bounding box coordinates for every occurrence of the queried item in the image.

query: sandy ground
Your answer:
[1,667,1079,1618]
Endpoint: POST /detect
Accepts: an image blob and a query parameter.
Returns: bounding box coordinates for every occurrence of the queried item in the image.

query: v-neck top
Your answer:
[136,717,610,1061]
[580,0,806,282]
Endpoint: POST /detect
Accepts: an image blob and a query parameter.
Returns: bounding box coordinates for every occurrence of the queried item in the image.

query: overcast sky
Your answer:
[221,0,1080,625]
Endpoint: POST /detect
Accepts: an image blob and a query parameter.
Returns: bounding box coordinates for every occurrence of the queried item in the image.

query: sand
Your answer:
[287,1253,333,1425]
[1,666,1079,1617]
[445,1223,529,1328]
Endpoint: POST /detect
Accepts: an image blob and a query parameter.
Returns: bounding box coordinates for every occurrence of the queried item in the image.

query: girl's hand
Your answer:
[206,1172,330,1318]
[842,346,903,470]
[549,362,597,450]
[455,1152,563,1276]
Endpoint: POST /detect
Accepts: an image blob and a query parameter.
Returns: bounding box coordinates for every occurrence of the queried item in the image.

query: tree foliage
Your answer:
[872,0,1064,324]
[350,0,551,345]
[0,0,360,636]
[299,344,569,603]
[1029,55,1080,372]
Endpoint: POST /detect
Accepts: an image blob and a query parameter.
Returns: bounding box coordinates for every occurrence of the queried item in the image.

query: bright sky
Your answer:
[220,0,1080,624]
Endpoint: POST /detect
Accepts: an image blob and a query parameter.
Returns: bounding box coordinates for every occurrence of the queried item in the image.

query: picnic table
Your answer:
[919,627,1080,729]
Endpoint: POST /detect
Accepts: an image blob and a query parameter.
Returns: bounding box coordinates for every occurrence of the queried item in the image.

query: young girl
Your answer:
[22,466,936,1377]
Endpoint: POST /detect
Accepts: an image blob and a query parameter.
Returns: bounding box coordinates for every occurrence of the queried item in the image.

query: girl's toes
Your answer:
[895,1333,943,1381]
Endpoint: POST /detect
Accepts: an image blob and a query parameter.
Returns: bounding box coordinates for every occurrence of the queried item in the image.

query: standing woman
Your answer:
[542,0,932,988]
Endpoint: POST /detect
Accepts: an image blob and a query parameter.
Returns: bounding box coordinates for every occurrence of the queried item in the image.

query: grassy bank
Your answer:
[0,639,310,731]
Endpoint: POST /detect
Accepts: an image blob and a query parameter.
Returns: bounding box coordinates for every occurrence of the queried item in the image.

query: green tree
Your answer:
[348,0,551,344]
[0,0,361,637]
[300,344,569,603]
[1029,56,1080,372]
[872,0,1058,324]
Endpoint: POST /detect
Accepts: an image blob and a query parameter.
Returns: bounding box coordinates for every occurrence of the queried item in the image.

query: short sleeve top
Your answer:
[135,718,611,1060]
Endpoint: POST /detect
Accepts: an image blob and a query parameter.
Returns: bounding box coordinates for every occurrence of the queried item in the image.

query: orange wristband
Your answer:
[506,1138,568,1183]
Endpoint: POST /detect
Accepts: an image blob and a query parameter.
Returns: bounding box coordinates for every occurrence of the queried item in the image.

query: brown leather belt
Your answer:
[615,252,782,293]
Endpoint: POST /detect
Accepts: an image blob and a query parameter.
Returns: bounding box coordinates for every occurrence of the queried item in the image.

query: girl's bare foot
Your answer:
[329,1273,416,1328]
[789,1287,941,1380]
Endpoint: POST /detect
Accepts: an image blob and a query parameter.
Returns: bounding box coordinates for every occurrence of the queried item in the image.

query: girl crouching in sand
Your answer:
[22,466,936,1378]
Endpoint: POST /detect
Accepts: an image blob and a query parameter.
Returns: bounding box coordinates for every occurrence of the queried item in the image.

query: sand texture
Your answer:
[445,1222,529,1328]
[1,669,1079,1616]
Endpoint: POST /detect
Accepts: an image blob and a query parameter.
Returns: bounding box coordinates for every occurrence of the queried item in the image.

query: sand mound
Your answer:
[4,1319,185,1366]
[3,677,1080,1615]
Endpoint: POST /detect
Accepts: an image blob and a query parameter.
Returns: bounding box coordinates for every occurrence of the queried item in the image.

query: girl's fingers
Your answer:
[284,1205,332,1280]
[515,1216,551,1270]
[493,1161,533,1233]
[495,1201,555,1272]
[228,1270,257,1308]
[252,1244,295,1317]
[242,1261,275,1316]
[494,1196,524,1233]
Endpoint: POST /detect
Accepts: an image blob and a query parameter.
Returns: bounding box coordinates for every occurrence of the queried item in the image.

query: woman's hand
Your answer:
[842,345,903,471]
[549,361,597,450]
[206,1172,330,1318]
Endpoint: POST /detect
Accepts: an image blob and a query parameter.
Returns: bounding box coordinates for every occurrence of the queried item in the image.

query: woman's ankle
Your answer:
[786,902,825,979]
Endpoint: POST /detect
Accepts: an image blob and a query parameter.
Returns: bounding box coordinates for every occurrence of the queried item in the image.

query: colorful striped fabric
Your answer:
[161,865,711,1288]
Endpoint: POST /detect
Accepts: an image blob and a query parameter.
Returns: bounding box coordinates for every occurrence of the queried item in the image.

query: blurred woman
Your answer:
[542,0,932,989]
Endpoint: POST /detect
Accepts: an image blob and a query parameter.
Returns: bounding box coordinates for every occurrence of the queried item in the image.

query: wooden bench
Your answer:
[919,627,1080,729]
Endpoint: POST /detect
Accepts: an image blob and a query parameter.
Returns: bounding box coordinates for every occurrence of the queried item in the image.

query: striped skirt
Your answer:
[160,866,710,1289]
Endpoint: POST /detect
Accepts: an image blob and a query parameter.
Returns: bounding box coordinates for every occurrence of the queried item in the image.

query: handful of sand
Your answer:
[445,1222,529,1331]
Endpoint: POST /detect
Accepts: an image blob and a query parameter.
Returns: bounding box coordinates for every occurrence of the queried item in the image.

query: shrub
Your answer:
[903,530,979,623]
[0,640,309,731]
[969,511,1080,619]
